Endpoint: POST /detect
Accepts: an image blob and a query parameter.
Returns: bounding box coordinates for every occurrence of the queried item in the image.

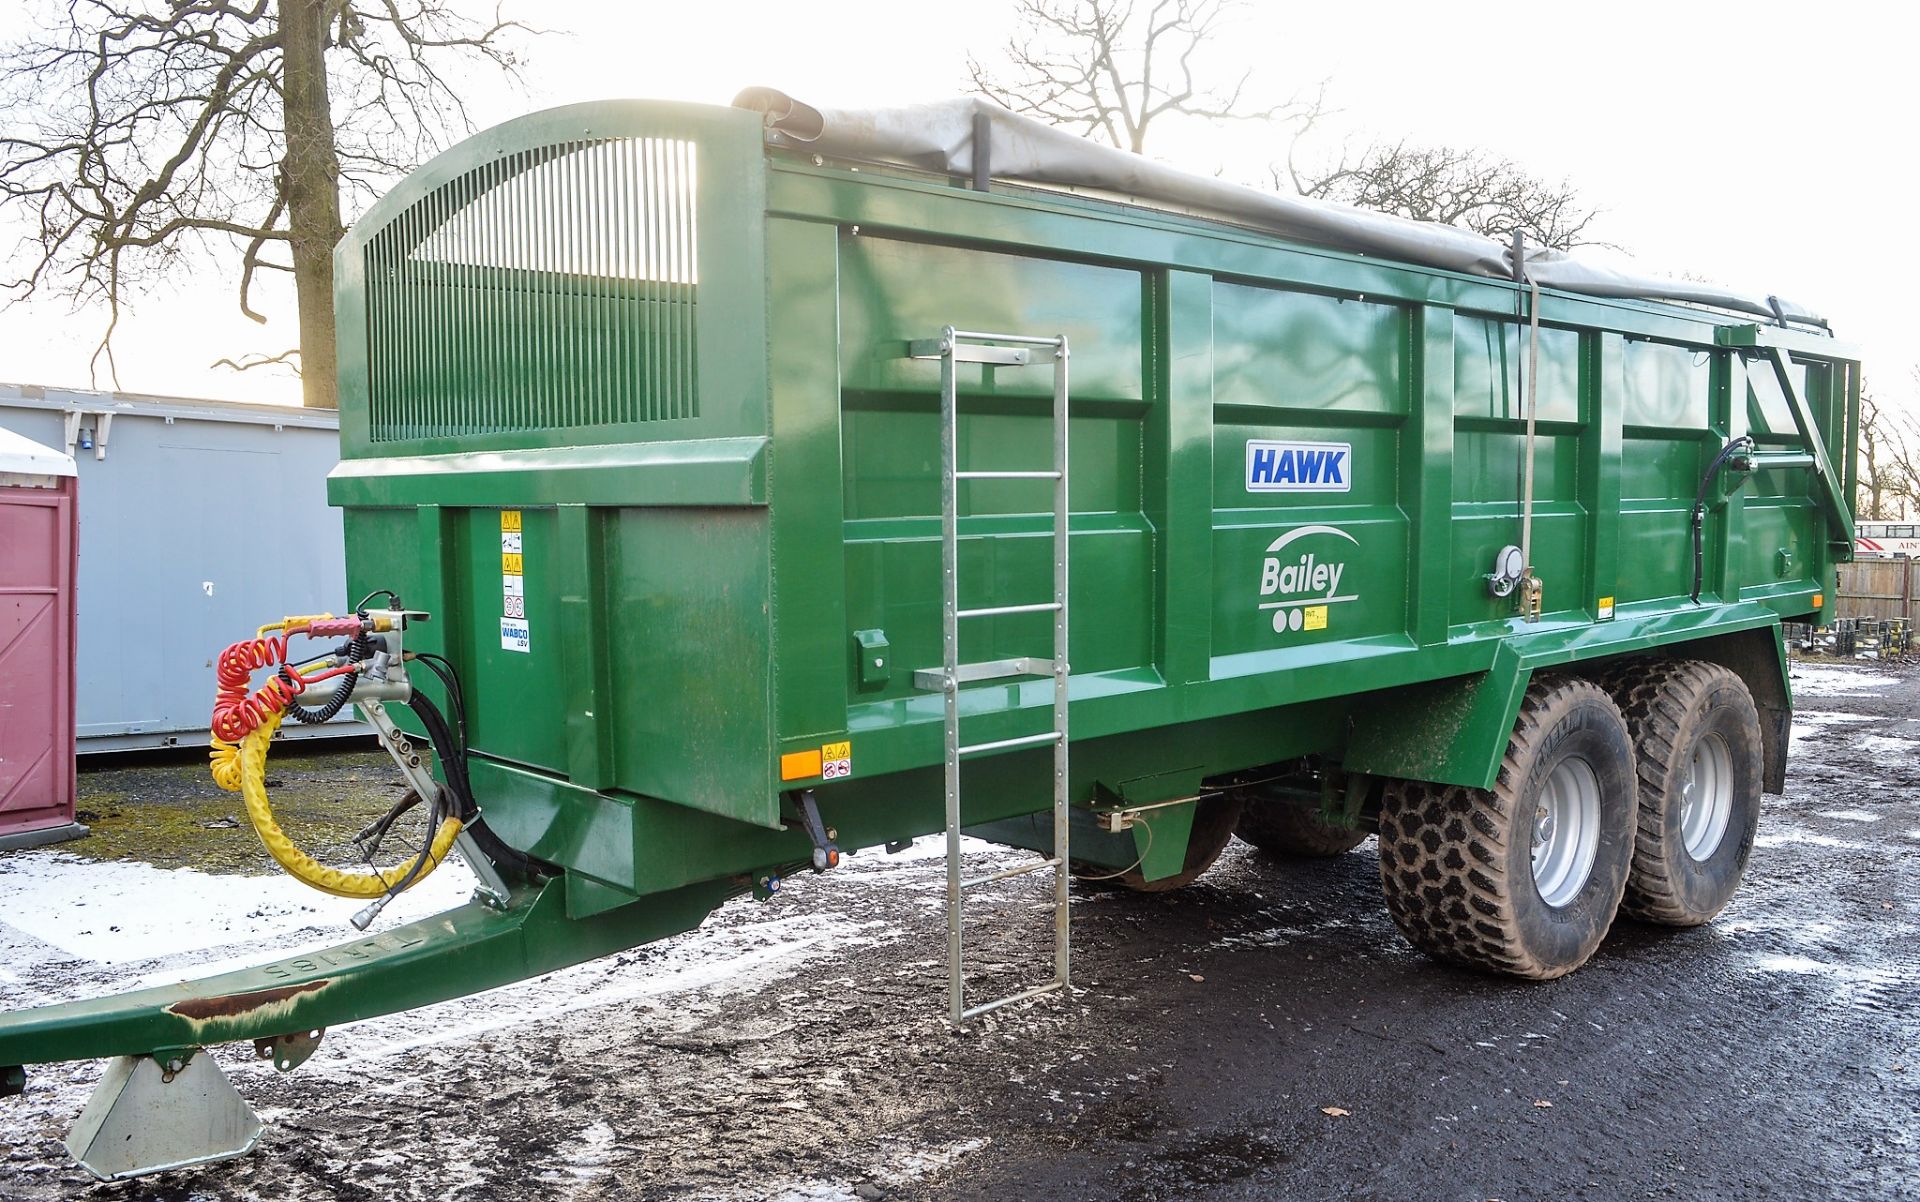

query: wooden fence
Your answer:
[1835,558,1919,625]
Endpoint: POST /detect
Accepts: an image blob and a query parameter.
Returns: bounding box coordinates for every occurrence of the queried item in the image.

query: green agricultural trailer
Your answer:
[0,92,1858,1179]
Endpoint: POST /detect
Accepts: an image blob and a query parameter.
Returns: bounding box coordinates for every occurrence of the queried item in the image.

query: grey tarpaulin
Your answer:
[733,88,1825,329]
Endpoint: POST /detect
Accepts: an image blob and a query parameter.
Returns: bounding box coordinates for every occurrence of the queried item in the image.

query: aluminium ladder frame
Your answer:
[906,326,1072,1024]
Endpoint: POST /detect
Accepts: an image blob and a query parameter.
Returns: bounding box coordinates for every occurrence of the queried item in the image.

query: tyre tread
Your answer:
[1376,676,1626,981]
[1593,657,1758,925]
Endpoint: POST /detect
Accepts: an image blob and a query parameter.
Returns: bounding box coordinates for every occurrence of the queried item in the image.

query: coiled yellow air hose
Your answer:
[210,709,463,899]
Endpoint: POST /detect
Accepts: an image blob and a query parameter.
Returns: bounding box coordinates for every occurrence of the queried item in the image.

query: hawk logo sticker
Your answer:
[1245,439,1351,493]
[1258,524,1359,634]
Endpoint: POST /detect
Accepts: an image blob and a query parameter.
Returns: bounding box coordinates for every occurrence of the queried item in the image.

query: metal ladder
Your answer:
[907,326,1071,1024]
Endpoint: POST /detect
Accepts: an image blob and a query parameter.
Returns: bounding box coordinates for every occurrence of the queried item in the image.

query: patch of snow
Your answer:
[1814,809,1884,823]
[0,851,475,966]
[747,1138,988,1202]
[1211,926,1312,950]
[1754,826,1869,851]
[1857,734,1919,755]
[1788,664,1895,698]
[837,833,1018,871]
[1789,710,1876,749]
[536,1119,618,1186]
[311,914,894,1069]
[1748,955,1905,996]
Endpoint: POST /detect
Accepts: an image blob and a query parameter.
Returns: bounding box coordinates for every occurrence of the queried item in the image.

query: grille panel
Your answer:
[364,137,699,442]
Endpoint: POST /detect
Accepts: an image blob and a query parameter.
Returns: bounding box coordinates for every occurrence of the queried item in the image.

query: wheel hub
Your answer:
[1679,732,1734,861]
[1530,754,1601,908]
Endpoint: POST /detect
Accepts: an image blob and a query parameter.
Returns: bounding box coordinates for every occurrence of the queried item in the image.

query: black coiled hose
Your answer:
[284,630,369,725]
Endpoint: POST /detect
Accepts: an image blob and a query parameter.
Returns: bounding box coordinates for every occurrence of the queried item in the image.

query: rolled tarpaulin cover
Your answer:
[733,88,1825,329]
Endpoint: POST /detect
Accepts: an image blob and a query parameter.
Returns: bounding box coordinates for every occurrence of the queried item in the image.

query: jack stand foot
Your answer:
[66,1051,262,1181]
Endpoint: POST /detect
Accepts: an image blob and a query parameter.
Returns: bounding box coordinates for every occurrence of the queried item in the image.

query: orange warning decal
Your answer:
[780,749,823,781]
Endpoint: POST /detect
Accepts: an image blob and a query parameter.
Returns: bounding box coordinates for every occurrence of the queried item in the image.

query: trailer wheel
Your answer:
[1599,659,1764,926]
[1376,677,1635,980]
[1235,800,1370,858]
[1072,794,1244,892]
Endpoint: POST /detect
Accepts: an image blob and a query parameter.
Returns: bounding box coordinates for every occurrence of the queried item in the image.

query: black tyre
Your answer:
[1072,794,1244,892]
[1376,676,1635,980]
[1599,658,1764,926]
[1235,800,1369,858]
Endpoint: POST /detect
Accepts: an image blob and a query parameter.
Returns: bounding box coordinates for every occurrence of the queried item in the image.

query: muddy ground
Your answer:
[2,658,1916,1201]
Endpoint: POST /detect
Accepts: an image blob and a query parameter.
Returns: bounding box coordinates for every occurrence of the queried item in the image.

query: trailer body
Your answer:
[325,100,1852,914]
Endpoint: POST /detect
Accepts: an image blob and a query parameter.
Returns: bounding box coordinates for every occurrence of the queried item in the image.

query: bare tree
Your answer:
[1289,141,1605,251]
[969,0,1320,154]
[1859,386,1895,520]
[1859,376,1920,520]
[0,0,528,408]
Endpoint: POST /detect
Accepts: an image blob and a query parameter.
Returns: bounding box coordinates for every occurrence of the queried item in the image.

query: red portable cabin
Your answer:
[0,427,82,847]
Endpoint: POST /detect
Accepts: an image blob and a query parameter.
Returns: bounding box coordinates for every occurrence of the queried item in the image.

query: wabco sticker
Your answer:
[501,510,529,641]
[1245,439,1351,493]
[1259,524,1358,634]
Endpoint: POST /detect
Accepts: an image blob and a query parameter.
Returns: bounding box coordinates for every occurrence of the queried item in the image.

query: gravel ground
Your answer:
[1,657,1916,1201]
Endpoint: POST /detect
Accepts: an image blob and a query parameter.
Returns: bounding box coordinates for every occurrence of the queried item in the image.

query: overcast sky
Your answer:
[1,0,1914,415]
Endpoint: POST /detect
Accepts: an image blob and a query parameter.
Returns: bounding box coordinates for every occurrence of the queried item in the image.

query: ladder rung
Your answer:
[958,731,1062,757]
[959,979,1067,1022]
[913,657,1055,691]
[962,857,1061,889]
[905,340,1035,366]
[958,602,1060,619]
[954,470,1062,480]
[948,330,1067,347]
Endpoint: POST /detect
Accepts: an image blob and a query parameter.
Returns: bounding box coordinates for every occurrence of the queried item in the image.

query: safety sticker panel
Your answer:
[500,510,528,651]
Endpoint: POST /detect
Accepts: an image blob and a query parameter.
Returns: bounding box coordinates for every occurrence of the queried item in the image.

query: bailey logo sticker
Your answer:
[1245,439,1350,493]
[1258,524,1359,634]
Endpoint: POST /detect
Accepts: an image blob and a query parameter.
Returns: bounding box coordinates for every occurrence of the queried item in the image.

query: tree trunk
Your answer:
[279,0,342,409]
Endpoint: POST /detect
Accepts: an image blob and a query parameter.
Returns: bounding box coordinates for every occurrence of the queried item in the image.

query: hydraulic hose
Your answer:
[230,708,464,899]
[1690,437,1755,604]
[206,613,465,900]
[407,688,539,877]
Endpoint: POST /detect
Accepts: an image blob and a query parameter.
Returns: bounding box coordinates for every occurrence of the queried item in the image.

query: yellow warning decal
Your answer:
[780,750,823,781]
[1596,595,1616,620]
[822,740,852,780]
[502,552,523,576]
[1301,605,1328,631]
[501,510,522,532]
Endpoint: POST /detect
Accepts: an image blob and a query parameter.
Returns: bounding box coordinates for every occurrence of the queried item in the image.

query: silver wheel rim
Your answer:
[1680,732,1734,861]
[1531,755,1602,908]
